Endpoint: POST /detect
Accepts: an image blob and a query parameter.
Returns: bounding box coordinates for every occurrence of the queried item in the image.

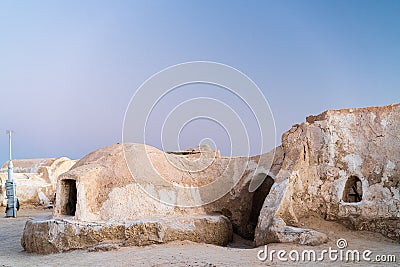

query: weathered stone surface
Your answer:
[21,215,232,254]
[21,103,400,254]
[23,142,280,253]
[255,104,400,245]
[257,218,328,245]
[54,143,280,237]
[0,157,76,206]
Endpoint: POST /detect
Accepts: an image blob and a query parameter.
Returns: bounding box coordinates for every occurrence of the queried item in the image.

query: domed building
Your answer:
[22,143,279,253]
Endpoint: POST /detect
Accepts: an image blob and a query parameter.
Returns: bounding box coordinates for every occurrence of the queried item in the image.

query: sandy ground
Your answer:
[0,208,399,267]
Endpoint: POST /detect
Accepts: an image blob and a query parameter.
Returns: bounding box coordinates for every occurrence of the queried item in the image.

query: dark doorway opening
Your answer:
[343,176,362,203]
[246,174,274,240]
[62,179,77,216]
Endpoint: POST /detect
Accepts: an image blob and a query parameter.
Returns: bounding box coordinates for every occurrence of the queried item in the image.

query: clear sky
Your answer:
[0,0,399,164]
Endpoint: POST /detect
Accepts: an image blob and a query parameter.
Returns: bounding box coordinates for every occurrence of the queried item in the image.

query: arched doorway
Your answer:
[60,179,77,216]
[342,176,362,203]
[247,174,274,239]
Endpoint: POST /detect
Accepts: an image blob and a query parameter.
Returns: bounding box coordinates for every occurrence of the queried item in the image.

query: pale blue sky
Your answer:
[0,1,399,163]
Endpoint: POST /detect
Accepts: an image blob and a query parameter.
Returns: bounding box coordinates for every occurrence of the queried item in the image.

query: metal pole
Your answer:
[9,130,12,161]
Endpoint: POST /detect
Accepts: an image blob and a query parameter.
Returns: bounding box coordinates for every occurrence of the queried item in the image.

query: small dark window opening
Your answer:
[246,174,274,240]
[62,179,77,216]
[343,176,362,203]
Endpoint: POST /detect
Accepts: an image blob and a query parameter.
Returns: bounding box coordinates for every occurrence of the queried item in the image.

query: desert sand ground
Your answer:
[0,208,398,267]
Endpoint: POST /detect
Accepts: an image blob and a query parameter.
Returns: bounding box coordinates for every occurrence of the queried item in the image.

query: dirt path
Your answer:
[0,208,398,266]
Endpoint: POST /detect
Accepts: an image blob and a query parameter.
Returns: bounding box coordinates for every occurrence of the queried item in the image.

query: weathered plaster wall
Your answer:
[22,104,399,254]
[54,143,280,238]
[0,157,76,206]
[255,104,400,245]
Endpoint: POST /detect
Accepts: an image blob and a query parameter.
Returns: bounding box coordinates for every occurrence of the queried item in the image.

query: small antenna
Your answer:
[6,130,13,161]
